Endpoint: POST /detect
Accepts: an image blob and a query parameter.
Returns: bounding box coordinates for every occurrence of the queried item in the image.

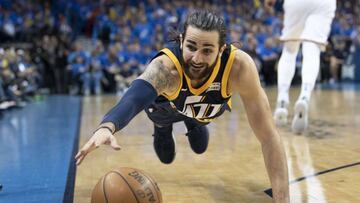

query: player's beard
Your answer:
[183,54,219,80]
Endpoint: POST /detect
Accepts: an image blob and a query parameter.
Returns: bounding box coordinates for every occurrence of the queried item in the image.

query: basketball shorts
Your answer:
[280,0,336,46]
[145,96,209,127]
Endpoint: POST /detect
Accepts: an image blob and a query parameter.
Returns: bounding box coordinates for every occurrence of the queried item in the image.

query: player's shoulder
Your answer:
[227,48,261,94]
[139,54,181,95]
[151,42,181,73]
[151,54,178,72]
[231,49,255,75]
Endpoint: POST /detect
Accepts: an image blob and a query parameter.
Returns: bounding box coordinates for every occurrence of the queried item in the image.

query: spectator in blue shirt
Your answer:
[257,37,279,85]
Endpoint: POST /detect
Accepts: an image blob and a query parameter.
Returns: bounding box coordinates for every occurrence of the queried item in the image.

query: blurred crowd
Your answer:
[0,0,359,114]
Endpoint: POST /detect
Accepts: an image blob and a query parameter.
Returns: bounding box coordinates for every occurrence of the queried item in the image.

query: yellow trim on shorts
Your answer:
[221,45,237,98]
[160,48,183,100]
[184,56,221,96]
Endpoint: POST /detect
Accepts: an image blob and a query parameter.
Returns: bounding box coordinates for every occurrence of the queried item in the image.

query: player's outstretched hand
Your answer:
[75,128,121,165]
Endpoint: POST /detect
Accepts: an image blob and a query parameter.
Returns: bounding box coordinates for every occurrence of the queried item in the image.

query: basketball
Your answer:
[91,167,163,203]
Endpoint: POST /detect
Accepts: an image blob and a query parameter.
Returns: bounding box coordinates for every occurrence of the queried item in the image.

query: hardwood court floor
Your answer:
[74,87,360,203]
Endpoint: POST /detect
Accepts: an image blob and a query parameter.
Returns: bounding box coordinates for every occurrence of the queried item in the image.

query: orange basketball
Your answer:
[91,167,163,203]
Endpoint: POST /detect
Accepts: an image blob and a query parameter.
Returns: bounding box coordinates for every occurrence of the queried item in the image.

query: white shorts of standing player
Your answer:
[281,0,336,48]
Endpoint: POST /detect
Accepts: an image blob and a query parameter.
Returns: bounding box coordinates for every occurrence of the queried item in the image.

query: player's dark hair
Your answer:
[168,10,227,48]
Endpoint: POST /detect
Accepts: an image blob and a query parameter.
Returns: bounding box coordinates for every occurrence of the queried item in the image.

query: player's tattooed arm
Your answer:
[138,55,180,96]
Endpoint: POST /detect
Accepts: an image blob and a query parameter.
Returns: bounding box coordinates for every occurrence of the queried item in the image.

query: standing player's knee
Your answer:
[284,41,300,55]
[302,41,321,57]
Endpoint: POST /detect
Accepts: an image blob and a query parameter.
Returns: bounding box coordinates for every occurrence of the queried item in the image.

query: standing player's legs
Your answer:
[291,41,321,133]
[274,41,300,126]
[292,4,335,133]
[274,0,305,126]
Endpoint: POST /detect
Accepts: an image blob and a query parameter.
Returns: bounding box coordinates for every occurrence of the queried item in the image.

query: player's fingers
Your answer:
[82,139,96,151]
[75,149,86,164]
[75,150,83,160]
[110,136,121,150]
[76,153,86,165]
[75,146,96,165]
[75,140,96,164]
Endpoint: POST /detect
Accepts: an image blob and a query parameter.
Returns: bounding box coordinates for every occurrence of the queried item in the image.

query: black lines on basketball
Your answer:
[102,173,110,203]
[138,170,162,203]
[111,170,141,203]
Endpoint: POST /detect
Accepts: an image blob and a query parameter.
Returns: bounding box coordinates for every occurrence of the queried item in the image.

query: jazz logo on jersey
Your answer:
[177,95,222,118]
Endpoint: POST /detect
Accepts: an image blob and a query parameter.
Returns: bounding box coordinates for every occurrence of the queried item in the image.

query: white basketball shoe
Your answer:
[291,99,309,134]
[274,100,288,126]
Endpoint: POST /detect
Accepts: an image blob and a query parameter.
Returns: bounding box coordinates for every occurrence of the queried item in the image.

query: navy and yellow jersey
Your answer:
[153,42,237,123]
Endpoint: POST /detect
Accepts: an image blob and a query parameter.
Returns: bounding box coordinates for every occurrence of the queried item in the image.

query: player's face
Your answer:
[181,26,223,80]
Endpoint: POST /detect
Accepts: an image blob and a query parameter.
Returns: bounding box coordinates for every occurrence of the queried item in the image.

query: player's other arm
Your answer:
[231,50,289,203]
[75,54,180,165]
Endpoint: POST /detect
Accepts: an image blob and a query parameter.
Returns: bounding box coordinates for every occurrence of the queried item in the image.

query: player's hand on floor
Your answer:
[75,128,121,165]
